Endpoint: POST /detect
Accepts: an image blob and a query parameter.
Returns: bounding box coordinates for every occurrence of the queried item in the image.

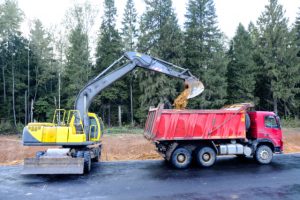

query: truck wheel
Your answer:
[84,151,91,173]
[171,147,192,169]
[196,147,216,168]
[255,145,273,164]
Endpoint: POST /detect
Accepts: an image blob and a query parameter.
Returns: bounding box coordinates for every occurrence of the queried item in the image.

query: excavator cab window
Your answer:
[89,116,98,140]
[67,110,84,134]
[53,109,66,126]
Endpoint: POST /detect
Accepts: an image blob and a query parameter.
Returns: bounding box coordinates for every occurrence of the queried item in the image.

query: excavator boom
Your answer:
[75,52,204,132]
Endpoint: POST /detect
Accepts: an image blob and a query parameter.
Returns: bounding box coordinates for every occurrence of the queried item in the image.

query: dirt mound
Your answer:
[101,134,161,161]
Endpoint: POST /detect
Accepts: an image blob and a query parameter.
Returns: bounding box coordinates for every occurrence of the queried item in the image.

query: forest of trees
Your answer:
[0,0,300,132]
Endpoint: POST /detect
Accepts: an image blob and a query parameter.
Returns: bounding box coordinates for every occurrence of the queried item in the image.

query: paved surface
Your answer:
[0,154,300,200]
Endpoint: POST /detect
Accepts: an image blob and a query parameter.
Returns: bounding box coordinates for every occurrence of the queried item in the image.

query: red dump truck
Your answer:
[144,103,283,169]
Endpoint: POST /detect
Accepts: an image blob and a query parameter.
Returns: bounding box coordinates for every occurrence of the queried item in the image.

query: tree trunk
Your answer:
[25,90,27,125]
[118,105,122,127]
[34,65,38,103]
[27,42,30,123]
[2,64,6,102]
[130,75,134,126]
[108,104,111,127]
[273,96,278,114]
[12,55,17,128]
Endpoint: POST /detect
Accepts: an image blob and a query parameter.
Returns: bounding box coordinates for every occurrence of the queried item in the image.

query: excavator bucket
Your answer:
[22,157,84,175]
[185,79,205,99]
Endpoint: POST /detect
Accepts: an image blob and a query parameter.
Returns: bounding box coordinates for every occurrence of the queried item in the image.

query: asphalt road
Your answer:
[0,154,300,200]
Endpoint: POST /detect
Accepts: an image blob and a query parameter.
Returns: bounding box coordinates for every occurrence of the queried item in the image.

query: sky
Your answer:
[17,0,300,39]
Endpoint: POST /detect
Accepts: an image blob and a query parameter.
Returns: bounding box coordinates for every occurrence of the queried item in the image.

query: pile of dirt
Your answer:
[101,134,160,161]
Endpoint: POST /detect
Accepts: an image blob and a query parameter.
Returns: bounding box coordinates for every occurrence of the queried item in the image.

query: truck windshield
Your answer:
[264,115,279,128]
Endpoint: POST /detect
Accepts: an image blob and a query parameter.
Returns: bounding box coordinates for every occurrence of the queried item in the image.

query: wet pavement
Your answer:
[0,154,300,200]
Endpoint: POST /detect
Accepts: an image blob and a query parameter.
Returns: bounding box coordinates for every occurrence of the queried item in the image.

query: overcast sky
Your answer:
[18,0,300,39]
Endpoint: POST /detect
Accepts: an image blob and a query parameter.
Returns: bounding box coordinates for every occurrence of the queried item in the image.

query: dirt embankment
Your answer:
[0,128,299,166]
[0,134,160,165]
[282,128,300,153]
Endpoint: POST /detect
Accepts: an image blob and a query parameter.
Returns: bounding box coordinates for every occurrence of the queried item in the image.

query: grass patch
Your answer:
[281,117,300,128]
[105,126,144,135]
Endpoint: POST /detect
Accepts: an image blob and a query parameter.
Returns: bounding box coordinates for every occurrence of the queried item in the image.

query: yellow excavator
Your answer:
[22,52,204,174]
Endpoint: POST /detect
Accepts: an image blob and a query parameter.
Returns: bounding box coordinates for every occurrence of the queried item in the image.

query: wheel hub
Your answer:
[177,154,186,163]
[202,153,211,162]
[260,150,269,160]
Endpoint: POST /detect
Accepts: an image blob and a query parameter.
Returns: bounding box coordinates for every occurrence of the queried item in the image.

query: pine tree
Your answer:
[94,0,127,125]
[184,0,227,109]
[121,0,138,51]
[256,0,300,115]
[137,0,183,119]
[64,6,91,109]
[120,0,139,125]
[30,19,56,120]
[291,8,300,117]
[227,24,256,104]
[0,0,25,127]
[96,0,122,72]
[295,8,300,56]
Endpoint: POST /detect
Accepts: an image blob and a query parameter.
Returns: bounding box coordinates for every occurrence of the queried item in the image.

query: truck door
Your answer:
[263,115,282,148]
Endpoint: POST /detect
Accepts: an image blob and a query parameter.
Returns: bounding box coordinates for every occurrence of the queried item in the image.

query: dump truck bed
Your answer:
[144,105,247,141]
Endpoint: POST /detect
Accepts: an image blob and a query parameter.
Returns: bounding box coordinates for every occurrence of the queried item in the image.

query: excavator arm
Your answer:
[75,52,204,133]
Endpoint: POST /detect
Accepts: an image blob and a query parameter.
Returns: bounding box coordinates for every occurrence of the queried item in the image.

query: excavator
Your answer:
[22,52,204,174]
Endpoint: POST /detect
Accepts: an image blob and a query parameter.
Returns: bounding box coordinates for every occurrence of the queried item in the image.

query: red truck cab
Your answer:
[144,104,283,169]
[248,111,283,153]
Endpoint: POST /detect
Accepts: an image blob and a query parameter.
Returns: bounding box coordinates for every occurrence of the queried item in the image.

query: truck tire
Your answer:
[84,151,91,173]
[171,147,192,169]
[196,147,216,168]
[255,145,273,164]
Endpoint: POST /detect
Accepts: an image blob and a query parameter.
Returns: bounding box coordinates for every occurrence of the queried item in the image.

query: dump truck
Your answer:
[22,52,204,174]
[144,103,283,169]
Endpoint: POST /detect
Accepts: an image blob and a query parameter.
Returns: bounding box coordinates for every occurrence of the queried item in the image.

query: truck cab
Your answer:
[248,111,283,153]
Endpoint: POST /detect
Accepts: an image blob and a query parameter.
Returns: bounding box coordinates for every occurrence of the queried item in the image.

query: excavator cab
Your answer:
[23,109,103,146]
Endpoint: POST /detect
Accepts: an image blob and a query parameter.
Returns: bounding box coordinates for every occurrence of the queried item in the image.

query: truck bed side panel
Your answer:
[144,108,246,141]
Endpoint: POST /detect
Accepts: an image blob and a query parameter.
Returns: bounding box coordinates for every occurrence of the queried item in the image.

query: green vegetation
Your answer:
[184,0,228,109]
[0,0,300,133]
[281,117,300,128]
[105,126,143,135]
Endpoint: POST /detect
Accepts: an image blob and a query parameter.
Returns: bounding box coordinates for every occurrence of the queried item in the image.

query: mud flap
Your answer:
[22,157,84,175]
